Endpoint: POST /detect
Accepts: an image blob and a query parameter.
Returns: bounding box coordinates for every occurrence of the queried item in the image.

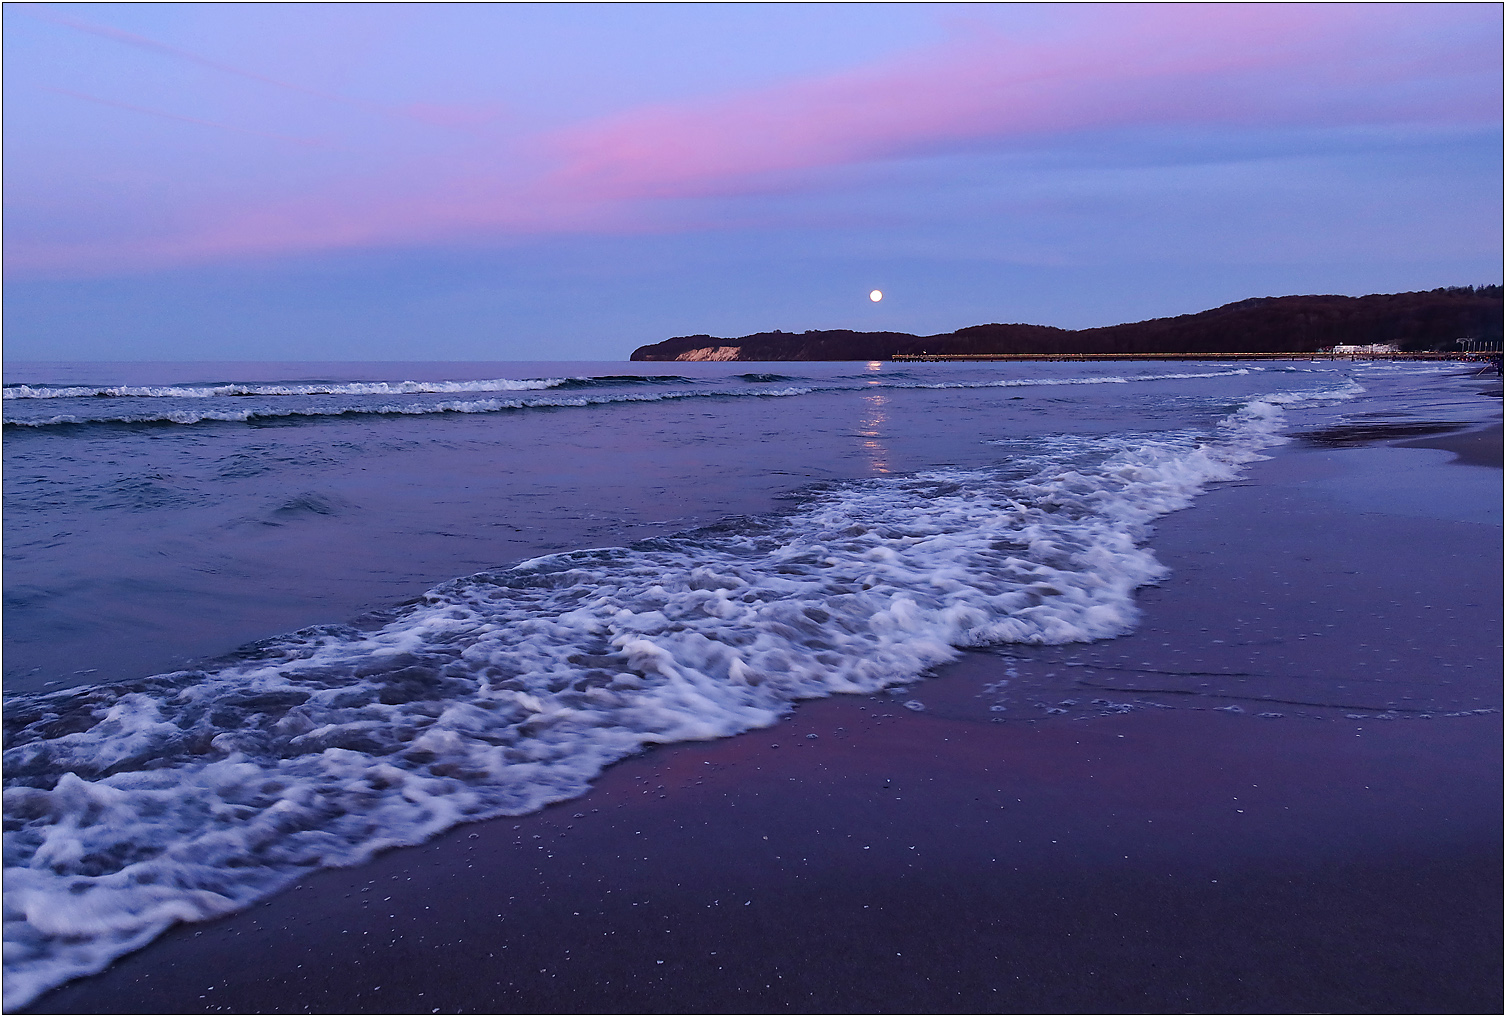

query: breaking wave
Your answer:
[3,386,816,429]
[4,367,1283,431]
[0,380,1357,1008]
[2,378,574,400]
[886,368,1258,390]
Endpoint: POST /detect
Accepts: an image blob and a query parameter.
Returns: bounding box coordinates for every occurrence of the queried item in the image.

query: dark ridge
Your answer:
[630,286,1503,361]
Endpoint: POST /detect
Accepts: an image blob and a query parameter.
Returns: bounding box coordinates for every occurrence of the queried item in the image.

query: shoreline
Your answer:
[22,400,1504,1014]
[1395,420,1503,467]
[29,704,1501,1014]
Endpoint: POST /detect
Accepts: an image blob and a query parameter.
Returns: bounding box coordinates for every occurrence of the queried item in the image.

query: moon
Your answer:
[869,289,883,302]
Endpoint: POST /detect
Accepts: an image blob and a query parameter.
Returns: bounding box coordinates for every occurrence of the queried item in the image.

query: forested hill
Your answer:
[630,287,1503,361]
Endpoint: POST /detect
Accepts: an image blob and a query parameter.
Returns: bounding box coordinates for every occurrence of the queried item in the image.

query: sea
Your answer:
[1,357,1497,1008]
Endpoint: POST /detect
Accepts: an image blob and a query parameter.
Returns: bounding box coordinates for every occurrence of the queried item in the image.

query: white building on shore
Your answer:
[1329,343,1400,354]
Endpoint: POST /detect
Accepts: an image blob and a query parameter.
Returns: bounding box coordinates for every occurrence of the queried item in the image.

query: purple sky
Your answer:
[5,2,1501,361]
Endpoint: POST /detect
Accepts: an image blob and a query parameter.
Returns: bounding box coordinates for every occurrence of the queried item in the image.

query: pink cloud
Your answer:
[7,3,1498,277]
[540,4,1498,203]
[8,166,620,276]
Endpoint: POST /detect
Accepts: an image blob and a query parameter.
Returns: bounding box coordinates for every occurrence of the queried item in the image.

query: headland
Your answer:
[631,286,1503,362]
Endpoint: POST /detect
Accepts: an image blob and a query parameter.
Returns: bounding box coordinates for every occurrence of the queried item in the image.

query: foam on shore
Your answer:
[5,366,1273,430]
[0,379,1357,1008]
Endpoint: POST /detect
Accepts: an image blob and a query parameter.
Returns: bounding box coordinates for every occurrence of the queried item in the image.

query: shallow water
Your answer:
[1,357,1496,1008]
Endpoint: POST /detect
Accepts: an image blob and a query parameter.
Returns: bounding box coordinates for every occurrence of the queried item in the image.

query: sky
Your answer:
[4,2,1502,361]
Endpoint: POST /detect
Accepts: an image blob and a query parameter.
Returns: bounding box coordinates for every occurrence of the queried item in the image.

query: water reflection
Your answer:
[858,388,891,474]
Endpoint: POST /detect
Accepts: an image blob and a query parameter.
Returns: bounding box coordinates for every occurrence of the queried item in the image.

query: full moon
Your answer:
[869,289,883,302]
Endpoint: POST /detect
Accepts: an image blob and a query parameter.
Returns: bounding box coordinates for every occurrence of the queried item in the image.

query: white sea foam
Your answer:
[2,378,572,399]
[4,367,1274,429]
[0,379,1358,1007]
[886,367,1258,390]
[3,386,816,428]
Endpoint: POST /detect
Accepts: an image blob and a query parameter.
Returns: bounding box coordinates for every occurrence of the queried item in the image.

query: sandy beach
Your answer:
[25,404,1502,1014]
[7,1,1502,1010]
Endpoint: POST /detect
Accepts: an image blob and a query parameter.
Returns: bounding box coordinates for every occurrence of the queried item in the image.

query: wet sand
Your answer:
[26,425,1503,1014]
[1395,420,1503,467]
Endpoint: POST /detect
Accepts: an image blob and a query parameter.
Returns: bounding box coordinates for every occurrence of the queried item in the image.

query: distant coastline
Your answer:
[630,286,1503,362]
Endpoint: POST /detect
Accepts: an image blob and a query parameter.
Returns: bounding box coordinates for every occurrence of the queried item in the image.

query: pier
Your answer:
[890,351,1491,363]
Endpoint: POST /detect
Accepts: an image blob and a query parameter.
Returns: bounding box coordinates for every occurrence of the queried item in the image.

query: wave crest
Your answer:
[0,380,1359,1008]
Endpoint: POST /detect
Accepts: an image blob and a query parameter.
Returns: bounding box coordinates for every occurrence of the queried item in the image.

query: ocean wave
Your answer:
[551,374,694,388]
[0,379,1357,1008]
[1,378,581,400]
[883,368,1259,390]
[2,386,817,429]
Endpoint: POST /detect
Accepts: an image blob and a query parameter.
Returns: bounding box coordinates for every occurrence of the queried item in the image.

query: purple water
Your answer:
[2,357,1497,1008]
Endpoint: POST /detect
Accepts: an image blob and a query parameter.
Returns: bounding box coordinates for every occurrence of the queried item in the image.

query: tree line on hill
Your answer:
[630,286,1503,361]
